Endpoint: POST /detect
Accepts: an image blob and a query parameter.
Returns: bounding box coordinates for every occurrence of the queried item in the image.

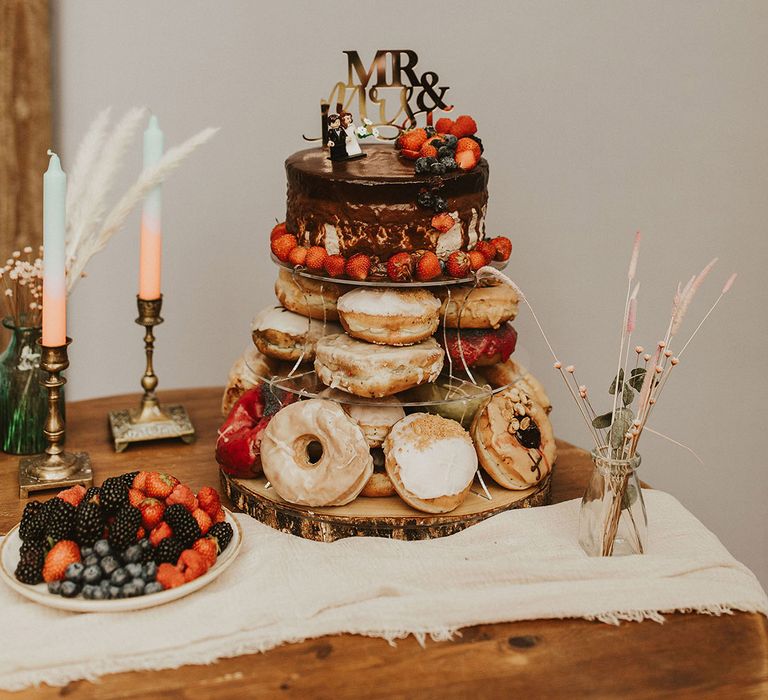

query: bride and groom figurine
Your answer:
[327,112,366,162]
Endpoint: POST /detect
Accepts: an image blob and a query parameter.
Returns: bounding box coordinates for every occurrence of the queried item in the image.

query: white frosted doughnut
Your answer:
[251,305,341,362]
[435,282,519,329]
[274,268,342,321]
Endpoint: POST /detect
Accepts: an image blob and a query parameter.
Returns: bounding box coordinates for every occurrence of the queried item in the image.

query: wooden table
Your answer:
[0,388,765,699]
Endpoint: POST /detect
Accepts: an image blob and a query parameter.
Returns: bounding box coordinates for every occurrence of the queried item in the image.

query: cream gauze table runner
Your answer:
[0,490,765,690]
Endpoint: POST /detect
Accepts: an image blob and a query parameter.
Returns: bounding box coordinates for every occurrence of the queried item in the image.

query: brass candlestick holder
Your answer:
[108,296,195,452]
[18,339,93,498]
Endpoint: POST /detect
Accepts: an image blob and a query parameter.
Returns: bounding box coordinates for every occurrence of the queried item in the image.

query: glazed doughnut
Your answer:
[435,282,519,329]
[314,334,444,398]
[336,287,440,346]
[383,413,477,513]
[221,345,280,416]
[471,386,556,490]
[479,358,552,414]
[260,399,373,506]
[319,388,405,447]
[251,306,341,362]
[439,322,518,368]
[274,268,341,321]
[360,447,396,497]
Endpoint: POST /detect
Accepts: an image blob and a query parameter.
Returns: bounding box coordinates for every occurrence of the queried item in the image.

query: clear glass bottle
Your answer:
[579,447,647,556]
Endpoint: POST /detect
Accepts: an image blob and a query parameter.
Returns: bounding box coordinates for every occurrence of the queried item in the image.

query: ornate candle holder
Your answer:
[18,339,93,497]
[108,296,195,452]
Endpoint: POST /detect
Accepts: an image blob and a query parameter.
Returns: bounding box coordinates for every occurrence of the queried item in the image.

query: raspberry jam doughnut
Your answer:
[479,358,552,414]
[439,322,518,368]
[319,388,405,447]
[251,306,341,362]
[336,287,440,346]
[471,386,556,490]
[274,268,342,321]
[314,334,444,398]
[435,282,519,329]
[383,413,478,514]
[260,399,373,507]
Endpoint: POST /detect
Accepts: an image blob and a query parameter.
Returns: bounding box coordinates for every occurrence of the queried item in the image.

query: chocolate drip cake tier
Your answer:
[285,144,489,260]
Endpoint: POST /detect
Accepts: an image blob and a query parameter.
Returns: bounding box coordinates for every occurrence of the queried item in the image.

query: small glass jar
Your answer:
[578,447,647,556]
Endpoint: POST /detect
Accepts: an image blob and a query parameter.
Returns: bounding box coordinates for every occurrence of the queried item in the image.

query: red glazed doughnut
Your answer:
[439,322,518,368]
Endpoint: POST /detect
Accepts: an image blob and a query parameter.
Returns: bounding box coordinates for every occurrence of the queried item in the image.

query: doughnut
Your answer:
[383,413,477,513]
[314,334,444,398]
[439,322,518,368]
[360,447,396,497]
[336,287,440,346]
[471,385,556,490]
[435,282,519,329]
[221,345,280,416]
[479,358,552,414]
[318,388,405,447]
[260,399,373,507]
[251,306,341,362]
[274,268,341,321]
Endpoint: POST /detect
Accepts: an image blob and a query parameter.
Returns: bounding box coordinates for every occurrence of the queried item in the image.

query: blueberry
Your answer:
[433,197,448,212]
[144,581,163,595]
[442,134,458,147]
[99,579,111,594]
[93,540,111,558]
[142,561,157,582]
[440,157,457,171]
[123,545,143,564]
[65,562,84,583]
[430,162,447,175]
[83,554,99,568]
[417,192,434,208]
[60,581,80,598]
[80,547,94,559]
[82,565,102,585]
[81,584,97,599]
[139,538,151,551]
[122,582,141,598]
[100,555,120,576]
[424,126,436,137]
[91,587,107,600]
[415,157,431,174]
[131,577,146,593]
[126,562,143,579]
[437,146,454,159]
[47,580,62,595]
[109,585,123,599]
[110,568,129,586]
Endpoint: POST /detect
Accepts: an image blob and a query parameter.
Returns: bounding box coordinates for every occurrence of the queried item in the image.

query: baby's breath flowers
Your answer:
[0,246,43,327]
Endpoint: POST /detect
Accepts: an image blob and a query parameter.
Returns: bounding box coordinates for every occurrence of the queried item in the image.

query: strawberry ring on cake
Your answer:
[251,306,341,362]
[274,268,342,321]
[435,282,519,329]
[439,322,518,368]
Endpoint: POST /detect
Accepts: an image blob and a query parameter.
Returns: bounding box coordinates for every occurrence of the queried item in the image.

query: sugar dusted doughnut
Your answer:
[337,287,440,346]
[274,268,341,321]
[384,413,477,513]
[319,388,405,447]
[260,399,373,507]
[221,345,279,416]
[314,334,444,398]
[471,386,556,490]
[251,306,341,362]
[479,358,552,414]
[435,282,519,329]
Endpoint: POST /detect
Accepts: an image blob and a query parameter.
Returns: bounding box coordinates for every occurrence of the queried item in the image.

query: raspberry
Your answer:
[344,253,371,281]
[449,115,478,138]
[287,246,308,266]
[398,128,428,151]
[386,252,414,282]
[445,251,470,278]
[323,254,346,278]
[431,213,455,233]
[492,236,513,261]
[435,117,454,134]
[468,250,488,271]
[305,246,327,271]
[414,251,441,282]
[455,138,482,160]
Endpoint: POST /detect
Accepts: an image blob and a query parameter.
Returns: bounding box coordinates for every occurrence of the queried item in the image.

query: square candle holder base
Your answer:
[108,404,196,453]
[19,452,93,498]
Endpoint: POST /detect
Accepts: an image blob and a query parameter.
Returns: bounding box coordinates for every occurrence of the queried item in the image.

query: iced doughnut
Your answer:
[251,306,341,362]
[336,287,440,346]
[471,386,556,490]
[479,358,552,414]
[221,345,280,416]
[314,334,444,398]
[383,413,477,513]
[318,388,405,447]
[274,268,342,321]
[435,282,519,329]
[260,399,373,507]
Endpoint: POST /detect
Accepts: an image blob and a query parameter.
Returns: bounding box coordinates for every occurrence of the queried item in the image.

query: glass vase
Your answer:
[0,318,59,455]
[578,447,647,556]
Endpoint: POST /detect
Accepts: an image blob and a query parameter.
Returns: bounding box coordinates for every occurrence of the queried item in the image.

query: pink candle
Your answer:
[139,116,163,300]
[42,151,67,347]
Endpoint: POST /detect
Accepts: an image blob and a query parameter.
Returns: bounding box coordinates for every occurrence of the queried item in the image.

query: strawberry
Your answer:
[323,254,346,278]
[344,253,371,281]
[419,142,438,158]
[445,251,470,278]
[157,563,185,589]
[140,497,166,530]
[193,537,218,567]
[431,213,455,233]
[386,252,414,282]
[192,508,212,536]
[398,128,428,152]
[492,236,512,261]
[177,549,209,583]
[449,115,478,138]
[455,137,482,160]
[57,484,86,507]
[136,526,146,540]
[475,240,497,262]
[305,246,327,271]
[455,150,478,171]
[42,540,80,582]
[133,471,150,491]
[214,508,226,523]
[287,245,308,267]
[414,251,442,281]
[435,117,454,134]
[468,250,488,271]
[145,472,175,500]
[128,488,145,508]
[270,233,298,262]
[166,483,197,512]
[196,486,221,518]
[270,222,288,241]
[399,149,421,161]
[149,521,173,547]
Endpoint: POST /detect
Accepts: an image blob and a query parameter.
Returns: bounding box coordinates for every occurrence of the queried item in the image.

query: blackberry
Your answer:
[416,191,434,209]
[433,196,448,213]
[43,498,75,543]
[154,537,184,565]
[467,134,483,153]
[14,542,45,584]
[163,504,201,546]
[118,471,139,489]
[83,486,101,505]
[414,157,431,174]
[108,505,142,550]
[440,157,457,171]
[424,126,436,137]
[19,501,46,542]
[209,522,234,553]
[100,477,128,512]
[74,502,104,547]
[430,162,447,175]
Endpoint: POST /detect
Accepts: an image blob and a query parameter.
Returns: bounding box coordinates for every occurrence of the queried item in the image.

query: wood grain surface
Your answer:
[0,387,765,699]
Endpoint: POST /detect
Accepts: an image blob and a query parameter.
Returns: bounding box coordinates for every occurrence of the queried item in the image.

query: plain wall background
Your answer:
[51,1,767,583]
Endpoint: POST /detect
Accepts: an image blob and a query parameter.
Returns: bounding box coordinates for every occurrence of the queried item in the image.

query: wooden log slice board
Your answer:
[220,468,553,542]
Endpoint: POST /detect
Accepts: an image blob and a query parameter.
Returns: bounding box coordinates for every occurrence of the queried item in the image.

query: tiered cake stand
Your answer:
[220,258,553,542]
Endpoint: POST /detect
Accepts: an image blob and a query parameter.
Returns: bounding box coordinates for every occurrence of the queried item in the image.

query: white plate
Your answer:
[0,508,242,612]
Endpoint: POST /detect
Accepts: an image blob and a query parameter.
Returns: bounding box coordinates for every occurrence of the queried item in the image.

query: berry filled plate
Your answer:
[0,508,242,613]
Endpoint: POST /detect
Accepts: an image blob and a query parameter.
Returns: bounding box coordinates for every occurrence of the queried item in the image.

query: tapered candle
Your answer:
[139,115,164,300]
[42,150,67,347]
